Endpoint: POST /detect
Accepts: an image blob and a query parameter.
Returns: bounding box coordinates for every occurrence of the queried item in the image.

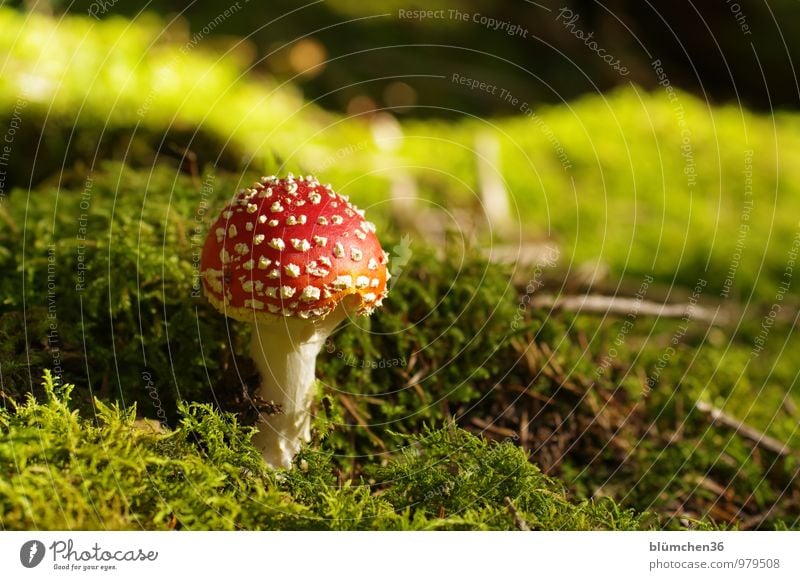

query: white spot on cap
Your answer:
[270,201,284,213]
[287,182,298,194]
[259,215,268,224]
[220,249,232,264]
[267,304,280,313]
[317,216,328,226]
[280,286,296,298]
[368,258,378,270]
[355,276,370,289]
[306,262,329,277]
[243,259,255,271]
[245,298,264,309]
[318,256,332,268]
[215,227,225,242]
[309,192,322,204]
[361,221,377,233]
[245,222,254,231]
[268,268,280,279]
[254,234,265,245]
[332,275,352,290]
[242,280,254,292]
[258,256,271,270]
[284,263,301,278]
[268,219,279,227]
[355,230,366,240]
[351,247,363,261]
[235,243,249,256]
[380,250,389,264]
[345,208,355,217]
[203,268,224,293]
[265,287,278,298]
[371,278,380,288]
[223,210,234,219]
[298,215,307,224]
[291,238,311,252]
[363,293,377,302]
[286,215,298,226]
[269,238,286,251]
[313,235,328,247]
[333,242,345,258]
[246,203,258,214]
[301,286,321,302]
[331,215,343,225]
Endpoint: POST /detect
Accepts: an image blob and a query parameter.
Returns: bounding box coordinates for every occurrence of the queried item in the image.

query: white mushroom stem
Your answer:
[249,308,346,469]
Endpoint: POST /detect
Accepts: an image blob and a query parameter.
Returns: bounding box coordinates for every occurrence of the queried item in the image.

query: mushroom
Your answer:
[200,174,389,468]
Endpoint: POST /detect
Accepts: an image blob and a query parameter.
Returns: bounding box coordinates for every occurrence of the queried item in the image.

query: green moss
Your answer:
[0,371,647,530]
[1,162,798,529]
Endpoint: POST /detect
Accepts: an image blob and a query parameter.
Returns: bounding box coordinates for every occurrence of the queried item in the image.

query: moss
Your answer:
[0,371,647,531]
[1,162,798,529]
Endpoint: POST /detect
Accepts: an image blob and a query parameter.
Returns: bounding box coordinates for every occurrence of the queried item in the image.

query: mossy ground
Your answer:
[0,8,798,530]
[0,371,648,530]
[0,164,797,530]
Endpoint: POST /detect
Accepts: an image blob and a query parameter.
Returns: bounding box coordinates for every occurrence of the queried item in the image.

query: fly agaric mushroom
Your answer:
[200,174,389,468]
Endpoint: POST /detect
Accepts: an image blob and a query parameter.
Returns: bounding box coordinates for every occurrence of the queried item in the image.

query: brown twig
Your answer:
[696,401,796,457]
[533,294,725,324]
[470,417,518,440]
[337,393,387,450]
[486,243,559,267]
[504,497,531,531]
[0,203,19,234]
[519,407,529,449]
[404,369,428,401]
[167,143,200,189]
[782,396,798,418]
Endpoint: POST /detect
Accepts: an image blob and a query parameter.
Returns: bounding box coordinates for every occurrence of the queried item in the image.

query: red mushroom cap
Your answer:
[200,174,389,322]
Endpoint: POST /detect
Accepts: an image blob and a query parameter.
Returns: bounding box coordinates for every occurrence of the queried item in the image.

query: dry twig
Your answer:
[533,294,725,324]
[696,401,795,457]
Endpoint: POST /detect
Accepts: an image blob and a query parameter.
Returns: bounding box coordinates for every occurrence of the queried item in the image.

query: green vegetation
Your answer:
[0,8,798,530]
[0,371,647,530]
[2,7,799,300]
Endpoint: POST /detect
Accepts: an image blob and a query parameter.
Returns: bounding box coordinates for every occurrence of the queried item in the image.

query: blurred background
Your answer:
[9,0,800,115]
